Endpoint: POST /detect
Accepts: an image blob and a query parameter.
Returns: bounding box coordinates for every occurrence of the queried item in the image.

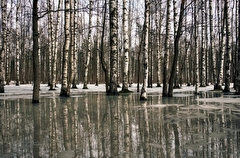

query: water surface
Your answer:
[0,91,240,157]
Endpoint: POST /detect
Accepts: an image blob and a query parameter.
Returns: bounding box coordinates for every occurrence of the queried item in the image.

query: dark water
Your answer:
[0,91,240,158]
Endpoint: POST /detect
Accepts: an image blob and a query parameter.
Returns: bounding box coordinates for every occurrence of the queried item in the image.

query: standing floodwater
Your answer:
[0,91,240,157]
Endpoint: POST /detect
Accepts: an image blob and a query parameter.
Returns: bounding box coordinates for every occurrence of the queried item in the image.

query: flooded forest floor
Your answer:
[0,83,240,157]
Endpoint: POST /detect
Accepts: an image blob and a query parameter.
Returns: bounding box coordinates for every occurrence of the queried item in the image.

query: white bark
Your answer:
[83,0,93,89]
[109,0,119,95]
[60,0,71,97]
[122,0,129,91]
[194,0,199,94]
[16,1,21,86]
[0,0,7,93]
[51,0,62,90]
[140,0,150,100]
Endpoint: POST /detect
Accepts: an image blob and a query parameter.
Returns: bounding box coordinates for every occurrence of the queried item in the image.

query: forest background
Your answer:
[0,0,239,102]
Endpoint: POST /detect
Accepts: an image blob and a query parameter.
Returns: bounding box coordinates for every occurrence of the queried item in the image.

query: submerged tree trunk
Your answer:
[83,0,93,89]
[47,0,53,88]
[223,0,231,92]
[168,0,185,97]
[60,0,71,97]
[108,0,119,95]
[162,0,171,97]
[0,0,7,93]
[235,0,240,94]
[32,0,40,103]
[121,0,131,93]
[140,0,150,100]
[50,0,62,90]
[194,0,199,95]
[215,0,224,90]
[100,0,109,92]
[71,0,77,89]
[16,1,21,86]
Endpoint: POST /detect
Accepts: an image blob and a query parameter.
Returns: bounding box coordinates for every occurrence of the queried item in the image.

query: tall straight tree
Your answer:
[200,0,206,87]
[162,0,171,97]
[194,0,199,94]
[32,0,40,102]
[71,0,78,88]
[168,0,185,97]
[140,0,150,100]
[50,0,62,90]
[16,0,21,86]
[121,0,130,92]
[236,0,240,94]
[83,0,93,89]
[223,0,231,92]
[0,0,7,93]
[48,0,54,88]
[60,0,71,97]
[108,0,119,95]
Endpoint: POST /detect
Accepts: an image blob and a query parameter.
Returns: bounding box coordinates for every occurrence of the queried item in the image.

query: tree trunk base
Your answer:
[214,84,223,90]
[32,100,40,103]
[140,96,147,100]
[49,88,56,91]
[156,83,161,87]
[83,86,88,89]
[60,89,70,97]
[119,89,133,93]
[71,85,78,89]
[107,90,119,95]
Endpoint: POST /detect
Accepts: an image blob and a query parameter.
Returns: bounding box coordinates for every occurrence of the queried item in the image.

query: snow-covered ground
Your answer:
[0,83,238,100]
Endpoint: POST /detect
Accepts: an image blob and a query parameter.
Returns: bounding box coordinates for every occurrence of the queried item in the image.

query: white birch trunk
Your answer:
[60,0,71,97]
[47,0,53,87]
[16,1,21,86]
[95,0,100,86]
[108,0,119,95]
[235,0,240,94]
[162,0,171,96]
[194,0,199,95]
[200,0,206,87]
[0,0,7,93]
[83,0,93,89]
[140,0,150,100]
[71,0,77,89]
[223,0,231,92]
[51,0,62,90]
[121,0,130,92]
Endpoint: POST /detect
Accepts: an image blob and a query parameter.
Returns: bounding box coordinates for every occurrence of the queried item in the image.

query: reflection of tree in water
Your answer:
[1,92,240,157]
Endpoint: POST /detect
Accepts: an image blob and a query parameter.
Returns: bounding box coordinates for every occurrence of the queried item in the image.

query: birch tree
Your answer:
[168,0,185,97]
[155,0,162,87]
[194,0,199,95]
[16,1,21,86]
[222,0,231,92]
[140,0,150,100]
[60,0,71,97]
[121,0,131,93]
[71,0,78,89]
[214,0,224,90]
[48,0,54,88]
[32,0,40,102]
[162,0,171,97]
[0,0,7,93]
[50,0,62,90]
[83,0,93,89]
[95,0,100,86]
[200,0,206,87]
[236,0,240,94]
[108,0,119,95]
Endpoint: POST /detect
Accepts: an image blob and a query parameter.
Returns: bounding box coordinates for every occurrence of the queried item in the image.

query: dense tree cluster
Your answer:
[0,0,239,102]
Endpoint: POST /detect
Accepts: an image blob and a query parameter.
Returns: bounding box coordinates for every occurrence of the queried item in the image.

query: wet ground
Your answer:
[0,86,240,157]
